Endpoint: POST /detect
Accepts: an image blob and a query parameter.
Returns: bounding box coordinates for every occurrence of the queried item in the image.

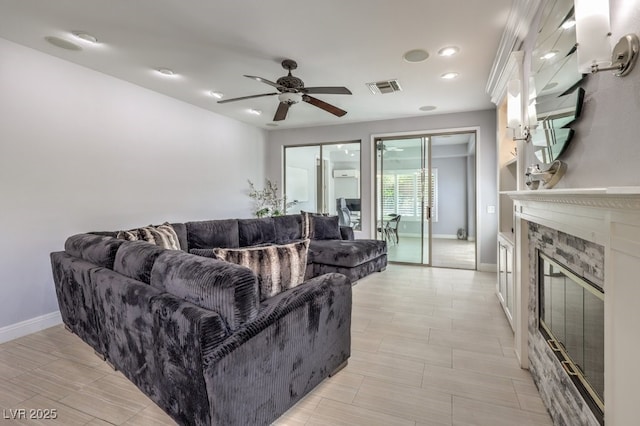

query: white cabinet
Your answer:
[497,234,515,330]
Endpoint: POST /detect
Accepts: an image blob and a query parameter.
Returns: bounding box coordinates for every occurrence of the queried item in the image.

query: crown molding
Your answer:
[486,0,544,103]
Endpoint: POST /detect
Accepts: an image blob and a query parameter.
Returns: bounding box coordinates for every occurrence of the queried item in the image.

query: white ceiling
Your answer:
[0,0,512,130]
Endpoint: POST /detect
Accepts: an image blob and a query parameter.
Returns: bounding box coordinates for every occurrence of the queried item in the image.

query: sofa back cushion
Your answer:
[186,219,239,250]
[113,241,165,284]
[150,250,259,330]
[65,234,125,269]
[171,223,188,252]
[238,218,276,247]
[213,239,309,301]
[273,214,303,243]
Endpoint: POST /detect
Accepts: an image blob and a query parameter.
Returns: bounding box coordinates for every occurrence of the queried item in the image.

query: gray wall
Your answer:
[431,156,467,237]
[266,110,498,268]
[0,38,267,333]
[521,0,640,188]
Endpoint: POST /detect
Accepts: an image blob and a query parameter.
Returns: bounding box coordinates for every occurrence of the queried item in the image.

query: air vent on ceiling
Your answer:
[366,79,402,94]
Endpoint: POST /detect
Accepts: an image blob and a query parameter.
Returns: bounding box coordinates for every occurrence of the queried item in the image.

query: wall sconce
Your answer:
[575,0,639,76]
[506,79,531,142]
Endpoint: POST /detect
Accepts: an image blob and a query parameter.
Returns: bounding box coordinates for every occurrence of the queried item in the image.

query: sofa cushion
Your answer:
[65,234,125,269]
[116,223,181,250]
[308,239,387,268]
[113,241,165,284]
[238,218,276,247]
[273,214,303,243]
[213,239,310,301]
[150,250,259,331]
[186,219,239,249]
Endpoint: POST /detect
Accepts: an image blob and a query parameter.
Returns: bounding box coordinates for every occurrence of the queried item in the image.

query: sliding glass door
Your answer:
[284,142,361,230]
[376,132,477,269]
[375,137,431,265]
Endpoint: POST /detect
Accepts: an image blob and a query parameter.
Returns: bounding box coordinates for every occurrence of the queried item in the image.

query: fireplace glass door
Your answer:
[539,252,604,421]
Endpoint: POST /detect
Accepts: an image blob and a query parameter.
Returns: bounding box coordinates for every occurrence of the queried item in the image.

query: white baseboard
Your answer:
[432,234,458,240]
[0,311,62,344]
[478,263,497,273]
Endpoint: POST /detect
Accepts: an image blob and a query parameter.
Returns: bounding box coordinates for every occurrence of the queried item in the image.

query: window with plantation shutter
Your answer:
[396,174,416,216]
[377,169,438,222]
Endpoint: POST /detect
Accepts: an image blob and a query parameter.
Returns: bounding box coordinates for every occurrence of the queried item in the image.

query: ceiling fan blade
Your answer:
[273,102,290,121]
[303,95,347,117]
[302,86,352,95]
[244,75,282,89]
[217,92,278,104]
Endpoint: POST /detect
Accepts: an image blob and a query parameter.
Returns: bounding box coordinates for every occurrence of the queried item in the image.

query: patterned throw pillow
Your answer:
[116,223,181,250]
[213,239,310,301]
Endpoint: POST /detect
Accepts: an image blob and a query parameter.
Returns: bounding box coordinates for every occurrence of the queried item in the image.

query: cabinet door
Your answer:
[506,245,514,315]
[498,243,507,302]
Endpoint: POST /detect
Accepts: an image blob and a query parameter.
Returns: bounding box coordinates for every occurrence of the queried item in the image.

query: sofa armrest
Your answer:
[148,292,230,426]
[340,226,354,240]
[201,272,352,426]
[150,250,260,331]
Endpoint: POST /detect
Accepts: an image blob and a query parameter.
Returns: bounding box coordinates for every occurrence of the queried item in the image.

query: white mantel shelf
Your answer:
[502,187,640,210]
[502,186,640,426]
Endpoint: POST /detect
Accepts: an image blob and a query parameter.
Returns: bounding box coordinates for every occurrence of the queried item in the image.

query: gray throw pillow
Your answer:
[213,239,310,301]
[310,215,341,240]
[301,210,338,239]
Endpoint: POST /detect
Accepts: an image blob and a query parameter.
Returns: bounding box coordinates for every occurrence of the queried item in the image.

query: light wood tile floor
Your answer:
[0,265,552,425]
[387,237,476,270]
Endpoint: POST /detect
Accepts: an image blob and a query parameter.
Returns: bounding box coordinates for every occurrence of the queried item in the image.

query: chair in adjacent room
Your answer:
[385,214,401,245]
[337,198,352,227]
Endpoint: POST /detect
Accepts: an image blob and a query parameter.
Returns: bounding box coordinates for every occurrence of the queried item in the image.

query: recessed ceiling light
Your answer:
[156,68,176,76]
[419,105,437,112]
[438,46,460,57]
[44,36,81,51]
[209,91,224,99]
[266,123,278,127]
[71,31,98,44]
[561,19,576,29]
[403,49,429,63]
[541,51,558,60]
[248,109,262,116]
[441,72,459,80]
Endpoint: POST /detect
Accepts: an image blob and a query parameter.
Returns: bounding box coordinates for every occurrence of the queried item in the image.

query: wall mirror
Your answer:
[530,0,584,164]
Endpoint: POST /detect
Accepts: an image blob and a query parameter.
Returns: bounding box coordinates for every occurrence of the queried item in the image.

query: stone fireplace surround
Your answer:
[506,187,640,426]
[528,223,604,425]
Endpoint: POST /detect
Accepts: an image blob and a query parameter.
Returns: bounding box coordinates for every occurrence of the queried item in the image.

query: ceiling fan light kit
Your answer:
[218,59,352,122]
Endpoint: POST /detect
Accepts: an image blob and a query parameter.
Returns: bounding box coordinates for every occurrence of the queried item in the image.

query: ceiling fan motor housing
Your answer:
[276,75,304,90]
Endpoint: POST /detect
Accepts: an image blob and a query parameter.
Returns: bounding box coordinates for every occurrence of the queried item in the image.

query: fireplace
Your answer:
[538,252,604,424]
[507,187,640,426]
[527,222,604,426]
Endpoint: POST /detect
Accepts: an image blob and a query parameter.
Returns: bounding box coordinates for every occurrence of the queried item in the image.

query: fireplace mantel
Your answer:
[504,186,640,209]
[505,187,640,426]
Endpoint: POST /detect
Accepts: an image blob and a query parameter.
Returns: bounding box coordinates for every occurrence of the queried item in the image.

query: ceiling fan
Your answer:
[218,59,352,121]
[376,141,404,152]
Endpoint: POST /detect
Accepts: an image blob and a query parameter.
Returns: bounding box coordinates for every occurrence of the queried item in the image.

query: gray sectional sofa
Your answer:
[50,214,386,425]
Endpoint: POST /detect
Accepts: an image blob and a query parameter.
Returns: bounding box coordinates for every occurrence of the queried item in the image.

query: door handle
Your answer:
[426,206,431,220]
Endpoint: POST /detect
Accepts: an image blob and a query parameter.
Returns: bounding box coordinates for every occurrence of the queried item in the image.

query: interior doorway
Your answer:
[375,131,476,269]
